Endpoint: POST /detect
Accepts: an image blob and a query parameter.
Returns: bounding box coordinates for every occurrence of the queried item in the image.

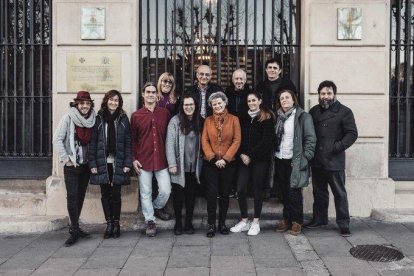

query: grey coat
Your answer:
[166,115,202,187]
[289,107,317,188]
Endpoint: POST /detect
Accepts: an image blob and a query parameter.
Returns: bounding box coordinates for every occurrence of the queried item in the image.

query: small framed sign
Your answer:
[81,7,106,40]
[337,8,362,40]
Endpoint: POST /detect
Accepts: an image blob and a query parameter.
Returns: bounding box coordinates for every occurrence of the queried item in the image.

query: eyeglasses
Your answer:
[162,80,173,85]
[198,72,211,77]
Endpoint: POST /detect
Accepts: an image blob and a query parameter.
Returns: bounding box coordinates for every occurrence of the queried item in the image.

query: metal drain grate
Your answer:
[350,245,404,262]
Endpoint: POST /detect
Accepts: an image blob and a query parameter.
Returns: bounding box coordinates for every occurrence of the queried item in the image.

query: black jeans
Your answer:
[204,161,236,225]
[100,163,122,221]
[237,161,267,218]
[311,167,349,228]
[172,172,197,225]
[64,164,90,228]
[274,158,303,224]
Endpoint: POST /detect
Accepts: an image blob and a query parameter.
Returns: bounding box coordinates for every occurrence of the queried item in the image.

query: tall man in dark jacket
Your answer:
[189,65,222,119]
[306,80,358,237]
[225,69,250,119]
[256,58,297,112]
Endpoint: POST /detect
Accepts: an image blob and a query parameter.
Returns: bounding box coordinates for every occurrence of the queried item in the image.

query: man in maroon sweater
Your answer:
[131,82,172,237]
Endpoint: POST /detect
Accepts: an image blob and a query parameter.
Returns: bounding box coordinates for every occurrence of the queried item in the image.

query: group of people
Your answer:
[53,58,358,247]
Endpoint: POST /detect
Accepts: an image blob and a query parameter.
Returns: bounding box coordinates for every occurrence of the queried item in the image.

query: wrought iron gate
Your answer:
[139,0,300,99]
[0,0,52,178]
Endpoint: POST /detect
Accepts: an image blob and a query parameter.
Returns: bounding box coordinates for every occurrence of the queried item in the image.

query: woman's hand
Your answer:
[215,159,227,169]
[169,166,178,174]
[240,154,251,166]
[91,168,98,174]
[123,167,130,173]
[133,160,142,176]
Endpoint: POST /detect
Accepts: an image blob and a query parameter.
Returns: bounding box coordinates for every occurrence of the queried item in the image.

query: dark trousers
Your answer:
[172,172,197,225]
[274,158,303,224]
[204,161,236,225]
[64,164,90,228]
[311,167,350,228]
[100,163,122,221]
[237,161,267,218]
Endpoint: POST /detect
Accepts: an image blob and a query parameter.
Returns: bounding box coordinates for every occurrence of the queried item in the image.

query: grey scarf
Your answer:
[275,107,295,150]
[68,107,96,128]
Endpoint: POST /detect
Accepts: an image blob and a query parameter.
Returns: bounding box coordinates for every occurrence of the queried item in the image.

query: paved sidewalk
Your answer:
[1,218,414,275]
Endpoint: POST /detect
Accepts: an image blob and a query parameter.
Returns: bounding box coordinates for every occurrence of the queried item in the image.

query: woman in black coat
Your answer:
[230,92,275,236]
[89,90,132,239]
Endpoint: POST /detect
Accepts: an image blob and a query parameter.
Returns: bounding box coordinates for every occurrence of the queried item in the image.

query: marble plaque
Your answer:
[66,53,121,92]
[81,7,106,40]
[337,7,362,40]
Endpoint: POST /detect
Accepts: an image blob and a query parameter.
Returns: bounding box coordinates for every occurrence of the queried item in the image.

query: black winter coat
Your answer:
[238,113,275,162]
[309,101,358,171]
[88,111,132,185]
[189,83,223,118]
[256,78,297,112]
[225,84,250,120]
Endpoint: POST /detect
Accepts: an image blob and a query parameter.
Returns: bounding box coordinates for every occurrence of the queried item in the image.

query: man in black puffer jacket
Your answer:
[305,80,358,237]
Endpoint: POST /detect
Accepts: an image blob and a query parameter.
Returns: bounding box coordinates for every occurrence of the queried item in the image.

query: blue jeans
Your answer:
[138,168,171,222]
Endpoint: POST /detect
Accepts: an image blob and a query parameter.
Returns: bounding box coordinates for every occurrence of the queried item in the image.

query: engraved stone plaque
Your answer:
[66,53,121,92]
[81,7,106,40]
[338,8,362,40]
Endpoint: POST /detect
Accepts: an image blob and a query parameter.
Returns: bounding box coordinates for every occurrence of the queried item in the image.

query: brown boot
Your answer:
[276,219,290,233]
[288,222,302,236]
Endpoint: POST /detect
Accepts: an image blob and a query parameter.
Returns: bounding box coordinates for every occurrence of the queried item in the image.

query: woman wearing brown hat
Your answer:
[53,91,96,246]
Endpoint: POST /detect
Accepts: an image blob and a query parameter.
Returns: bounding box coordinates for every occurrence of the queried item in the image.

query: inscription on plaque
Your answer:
[66,53,121,92]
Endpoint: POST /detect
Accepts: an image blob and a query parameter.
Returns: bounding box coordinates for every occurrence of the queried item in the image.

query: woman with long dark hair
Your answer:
[230,92,275,236]
[166,94,202,235]
[274,89,316,235]
[89,90,132,239]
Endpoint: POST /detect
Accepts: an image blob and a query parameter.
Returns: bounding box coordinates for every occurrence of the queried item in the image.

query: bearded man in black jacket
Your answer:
[305,80,358,237]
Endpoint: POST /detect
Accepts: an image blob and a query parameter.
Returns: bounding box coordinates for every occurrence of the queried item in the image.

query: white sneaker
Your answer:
[230,220,250,233]
[247,222,260,236]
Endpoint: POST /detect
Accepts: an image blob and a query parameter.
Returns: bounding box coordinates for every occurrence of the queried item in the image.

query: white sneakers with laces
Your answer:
[230,220,250,233]
[247,221,260,236]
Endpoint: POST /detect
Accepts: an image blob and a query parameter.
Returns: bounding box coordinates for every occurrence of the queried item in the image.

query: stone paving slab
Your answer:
[30,257,85,276]
[256,266,305,276]
[164,267,209,276]
[0,268,34,276]
[0,235,39,259]
[306,236,352,257]
[82,246,133,269]
[120,256,168,276]
[322,256,379,275]
[211,256,255,275]
[73,268,120,276]
[168,245,210,268]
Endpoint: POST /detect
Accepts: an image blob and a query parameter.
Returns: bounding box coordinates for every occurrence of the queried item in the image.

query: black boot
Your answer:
[101,197,113,239]
[185,216,195,234]
[65,226,80,247]
[113,220,120,238]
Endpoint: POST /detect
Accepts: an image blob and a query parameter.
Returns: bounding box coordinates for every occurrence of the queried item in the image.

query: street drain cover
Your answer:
[350,245,404,262]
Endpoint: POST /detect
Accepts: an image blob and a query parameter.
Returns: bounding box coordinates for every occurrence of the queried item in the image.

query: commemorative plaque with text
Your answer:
[66,53,121,93]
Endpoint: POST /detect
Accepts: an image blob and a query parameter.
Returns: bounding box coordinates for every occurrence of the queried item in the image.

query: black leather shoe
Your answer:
[340,228,351,237]
[113,220,120,238]
[154,207,173,221]
[185,222,195,235]
[104,221,113,239]
[219,224,230,235]
[78,228,91,238]
[206,224,216,238]
[65,232,80,247]
[304,221,328,229]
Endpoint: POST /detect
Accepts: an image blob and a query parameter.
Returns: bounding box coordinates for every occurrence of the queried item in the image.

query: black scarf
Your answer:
[102,109,119,157]
[274,107,295,151]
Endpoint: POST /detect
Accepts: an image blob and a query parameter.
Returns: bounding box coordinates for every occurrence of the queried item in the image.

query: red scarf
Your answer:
[213,108,228,143]
[75,126,92,146]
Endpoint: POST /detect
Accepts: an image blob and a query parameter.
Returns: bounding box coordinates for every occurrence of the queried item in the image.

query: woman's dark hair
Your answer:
[100,89,124,112]
[248,92,275,122]
[178,94,200,135]
[276,89,299,110]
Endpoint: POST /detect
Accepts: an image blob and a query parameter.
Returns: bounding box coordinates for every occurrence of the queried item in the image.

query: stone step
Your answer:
[0,215,68,234]
[371,208,414,223]
[0,193,47,216]
[395,181,414,191]
[0,179,46,195]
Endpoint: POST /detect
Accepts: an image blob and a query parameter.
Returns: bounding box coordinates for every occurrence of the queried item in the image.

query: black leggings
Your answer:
[236,161,268,218]
[100,163,122,221]
[172,172,197,224]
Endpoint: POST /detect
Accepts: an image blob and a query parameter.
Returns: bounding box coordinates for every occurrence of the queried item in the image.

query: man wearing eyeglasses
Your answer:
[256,58,297,112]
[131,82,172,237]
[190,65,222,120]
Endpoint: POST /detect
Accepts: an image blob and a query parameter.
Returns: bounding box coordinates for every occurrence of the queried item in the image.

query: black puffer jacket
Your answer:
[88,110,132,185]
[238,112,275,162]
[225,84,250,119]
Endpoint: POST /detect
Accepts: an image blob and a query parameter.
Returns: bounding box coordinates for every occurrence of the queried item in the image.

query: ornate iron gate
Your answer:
[0,0,52,178]
[139,0,300,99]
